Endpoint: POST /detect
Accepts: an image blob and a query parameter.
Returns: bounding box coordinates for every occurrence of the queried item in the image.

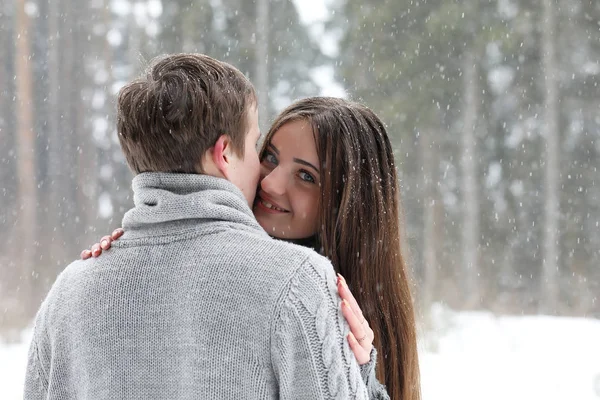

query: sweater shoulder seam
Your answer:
[30,334,49,390]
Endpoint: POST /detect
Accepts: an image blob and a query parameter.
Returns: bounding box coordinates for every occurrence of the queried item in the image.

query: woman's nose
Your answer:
[260,167,287,196]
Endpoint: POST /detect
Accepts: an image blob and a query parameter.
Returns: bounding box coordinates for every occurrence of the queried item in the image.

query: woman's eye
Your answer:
[299,170,315,183]
[263,152,278,165]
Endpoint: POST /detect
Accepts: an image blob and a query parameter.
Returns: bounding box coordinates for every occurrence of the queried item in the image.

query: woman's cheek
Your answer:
[297,195,319,233]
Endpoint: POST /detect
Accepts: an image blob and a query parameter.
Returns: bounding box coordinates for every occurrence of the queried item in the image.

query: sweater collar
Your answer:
[121,172,267,236]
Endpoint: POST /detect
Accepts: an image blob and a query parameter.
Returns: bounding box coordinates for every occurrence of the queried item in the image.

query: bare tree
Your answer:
[255,0,269,132]
[15,0,37,312]
[541,0,560,313]
[420,125,440,309]
[461,48,480,307]
[74,1,97,241]
[46,0,68,267]
[0,2,15,223]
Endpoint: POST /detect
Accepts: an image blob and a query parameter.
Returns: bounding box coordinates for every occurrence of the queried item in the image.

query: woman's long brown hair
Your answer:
[260,97,421,400]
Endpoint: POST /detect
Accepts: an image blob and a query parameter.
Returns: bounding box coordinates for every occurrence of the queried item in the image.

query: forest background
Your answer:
[1,0,599,338]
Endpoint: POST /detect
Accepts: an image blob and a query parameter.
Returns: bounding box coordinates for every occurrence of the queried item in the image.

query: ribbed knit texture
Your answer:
[360,348,390,400]
[23,173,381,399]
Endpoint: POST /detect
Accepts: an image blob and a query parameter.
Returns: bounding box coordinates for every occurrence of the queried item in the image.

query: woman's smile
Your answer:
[253,119,320,239]
[255,193,290,213]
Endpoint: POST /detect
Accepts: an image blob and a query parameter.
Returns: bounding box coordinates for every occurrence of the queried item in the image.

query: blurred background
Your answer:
[1,0,599,398]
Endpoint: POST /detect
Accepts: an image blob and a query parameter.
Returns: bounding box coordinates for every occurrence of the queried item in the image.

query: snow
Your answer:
[24,2,39,18]
[421,305,600,400]
[292,0,329,25]
[497,0,519,20]
[3,306,599,399]
[310,65,346,98]
[583,62,600,76]
[147,0,162,19]
[486,162,502,188]
[110,0,131,17]
[488,66,515,95]
[106,28,123,47]
[98,192,114,219]
[0,330,31,400]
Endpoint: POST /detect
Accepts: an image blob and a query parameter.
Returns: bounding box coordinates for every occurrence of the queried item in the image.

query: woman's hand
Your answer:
[80,228,124,259]
[337,273,374,365]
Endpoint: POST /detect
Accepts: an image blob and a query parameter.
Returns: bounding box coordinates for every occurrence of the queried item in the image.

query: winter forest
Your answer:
[1,0,599,397]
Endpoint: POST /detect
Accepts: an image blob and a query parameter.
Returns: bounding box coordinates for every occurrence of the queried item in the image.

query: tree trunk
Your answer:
[128,0,142,67]
[59,0,78,243]
[15,0,37,313]
[255,0,269,131]
[461,48,480,308]
[0,2,15,222]
[74,0,96,248]
[420,127,439,310]
[541,0,560,313]
[47,0,68,269]
[158,0,184,53]
[0,1,16,328]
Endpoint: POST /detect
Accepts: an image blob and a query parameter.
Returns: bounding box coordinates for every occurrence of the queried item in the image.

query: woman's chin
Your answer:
[255,219,290,239]
[253,211,316,240]
[257,222,285,238]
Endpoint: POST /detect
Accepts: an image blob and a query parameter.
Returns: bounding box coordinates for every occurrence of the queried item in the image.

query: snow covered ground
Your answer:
[0,329,31,400]
[420,305,600,400]
[2,305,599,399]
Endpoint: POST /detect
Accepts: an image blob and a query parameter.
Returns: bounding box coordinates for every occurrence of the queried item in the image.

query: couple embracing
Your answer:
[24,54,420,400]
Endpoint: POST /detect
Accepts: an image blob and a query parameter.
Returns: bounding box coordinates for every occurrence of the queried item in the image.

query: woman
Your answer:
[84,97,421,400]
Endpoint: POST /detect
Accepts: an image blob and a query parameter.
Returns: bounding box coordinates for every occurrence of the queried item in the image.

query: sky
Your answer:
[291,0,346,97]
[292,0,329,25]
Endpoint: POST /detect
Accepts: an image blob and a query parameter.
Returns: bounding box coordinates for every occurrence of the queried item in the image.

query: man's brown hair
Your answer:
[116,53,256,174]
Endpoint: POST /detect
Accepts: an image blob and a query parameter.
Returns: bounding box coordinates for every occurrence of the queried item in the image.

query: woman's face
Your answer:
[253,119,321,239]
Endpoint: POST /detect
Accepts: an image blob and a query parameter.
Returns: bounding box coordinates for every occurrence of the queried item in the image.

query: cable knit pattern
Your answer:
[271,256,369,399]
[23,173,371,400]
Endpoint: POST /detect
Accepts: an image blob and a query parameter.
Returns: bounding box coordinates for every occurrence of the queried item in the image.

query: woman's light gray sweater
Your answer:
[24,173,387,399]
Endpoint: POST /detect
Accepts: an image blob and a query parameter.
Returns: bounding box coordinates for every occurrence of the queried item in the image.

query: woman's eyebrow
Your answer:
[269,142,319,172]
[294,158,319,173]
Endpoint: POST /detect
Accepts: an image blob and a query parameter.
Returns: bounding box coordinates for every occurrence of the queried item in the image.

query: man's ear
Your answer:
[211,134,234,177]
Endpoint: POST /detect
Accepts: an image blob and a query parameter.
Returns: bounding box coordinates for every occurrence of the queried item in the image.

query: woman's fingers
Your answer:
[348,331,371,365]
[341,299,372,353]
[111,228,124,240]
[337,274,366,326]
[338,275,375,353]
[81,230,122,260]
[91,243,102,257]
[80,228,125,260]
[99,236,112,250]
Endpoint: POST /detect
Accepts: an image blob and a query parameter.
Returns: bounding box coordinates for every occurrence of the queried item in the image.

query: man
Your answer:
[24,54,369,399]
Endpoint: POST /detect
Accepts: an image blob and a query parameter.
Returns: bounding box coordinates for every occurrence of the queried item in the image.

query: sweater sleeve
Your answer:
[23,268,68,400]
[360,348,390,400]
[271,256,369,399]
[24,311,50,400]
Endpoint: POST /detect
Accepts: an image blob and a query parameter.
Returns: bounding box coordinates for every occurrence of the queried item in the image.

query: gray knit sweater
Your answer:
[24,173,388,399]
